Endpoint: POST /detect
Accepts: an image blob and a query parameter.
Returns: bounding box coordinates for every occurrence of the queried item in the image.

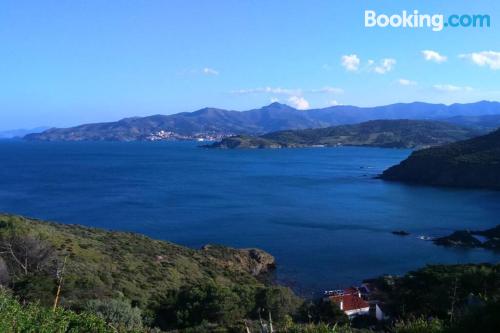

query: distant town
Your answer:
[143,130,234,142]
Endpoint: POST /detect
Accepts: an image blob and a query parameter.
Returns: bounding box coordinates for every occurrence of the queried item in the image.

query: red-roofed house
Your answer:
[328,288,370,318]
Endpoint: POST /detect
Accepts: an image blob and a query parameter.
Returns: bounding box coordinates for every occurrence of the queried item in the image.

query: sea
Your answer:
[0,140,499,296]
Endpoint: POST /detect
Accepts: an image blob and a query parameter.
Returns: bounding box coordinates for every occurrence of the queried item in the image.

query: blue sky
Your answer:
[1,0,499,130]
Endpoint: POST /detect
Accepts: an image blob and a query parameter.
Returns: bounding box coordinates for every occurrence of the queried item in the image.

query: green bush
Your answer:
[298,299,348,325]
[153,282,302,330]
[85,299,143,331]
[447,300,500,333]
[0,288,112,333]
[286,322,355,333]
[392,317,445,333]
[158,282,247,328]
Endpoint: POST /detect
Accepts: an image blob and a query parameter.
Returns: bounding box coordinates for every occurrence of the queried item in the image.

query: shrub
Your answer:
[0,288,112,333]
[447,300,500,333]
[299,299,348,325]
[287,322,355,333]
[392,317,445,333]
[85,298,143,331]
[163,282,246,328]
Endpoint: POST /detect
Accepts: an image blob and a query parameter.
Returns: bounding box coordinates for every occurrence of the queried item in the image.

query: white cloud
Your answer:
[341,54,360,71]
[232,86,344,96]
[421,50,447,63]
[231,87,301,95]
[309,86,344,94]
[398,78,417,86]
[329,100,341,106]
[288,96,310,110]
[270,97,280,103]
[342,56,395,74]
[373,58,396,74]
[202,67,219,76]
[459,51,500,70]
[433,84,473,93]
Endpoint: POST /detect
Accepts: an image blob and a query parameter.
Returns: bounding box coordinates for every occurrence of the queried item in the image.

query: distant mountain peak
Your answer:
[261,102,296,111]
[189,107,230,116]
[267,102,287,107]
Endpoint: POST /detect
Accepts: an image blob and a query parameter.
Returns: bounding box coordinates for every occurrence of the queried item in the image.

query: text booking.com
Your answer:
[365,10,491,32]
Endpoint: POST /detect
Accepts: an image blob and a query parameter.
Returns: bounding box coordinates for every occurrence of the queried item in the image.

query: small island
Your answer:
[434,225,500,249]
[392,230,410,236]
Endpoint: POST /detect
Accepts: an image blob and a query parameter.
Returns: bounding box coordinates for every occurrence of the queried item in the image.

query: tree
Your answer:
[256,286,302,323]
[299,299,348,326]
[315,299,348,325]
[172,282,245,327]
[0,233,55,278]
[0,257,9,285]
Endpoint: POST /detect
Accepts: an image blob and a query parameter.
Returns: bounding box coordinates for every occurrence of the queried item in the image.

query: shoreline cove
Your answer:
[0,141,499,294]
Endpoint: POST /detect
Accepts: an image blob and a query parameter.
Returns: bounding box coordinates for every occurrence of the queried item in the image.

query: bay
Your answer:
[0,141,498,295]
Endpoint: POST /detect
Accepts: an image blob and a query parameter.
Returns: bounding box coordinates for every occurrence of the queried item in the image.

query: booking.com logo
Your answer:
[365,10,491,32]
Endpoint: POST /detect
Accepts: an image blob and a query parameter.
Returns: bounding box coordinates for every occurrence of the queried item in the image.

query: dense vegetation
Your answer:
[0,214,306,331]
[0,288,115,333]
[1,214,499,332]
[368,263,500,333]
[208,120,476,149]
[443,114,500,132]
[25,101,500,141]
[380,128,500,189]
[2,262,500,332]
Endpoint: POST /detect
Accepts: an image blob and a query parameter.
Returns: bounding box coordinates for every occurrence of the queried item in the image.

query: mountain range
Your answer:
[24,101,500,141]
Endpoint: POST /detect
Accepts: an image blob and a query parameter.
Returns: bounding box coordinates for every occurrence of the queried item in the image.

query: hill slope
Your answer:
[25,101,500,141]
[380,128,500,189]
[207,120,477,149]
[0,214,295,331]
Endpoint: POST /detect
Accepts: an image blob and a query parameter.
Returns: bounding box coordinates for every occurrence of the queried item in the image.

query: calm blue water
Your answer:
[0,141,499,295]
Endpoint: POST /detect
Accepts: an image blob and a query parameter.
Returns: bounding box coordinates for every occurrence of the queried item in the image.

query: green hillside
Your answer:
[380,128,500,189]
[1,215,500,332]
[207,120,477,149]
[0,214,300,331]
